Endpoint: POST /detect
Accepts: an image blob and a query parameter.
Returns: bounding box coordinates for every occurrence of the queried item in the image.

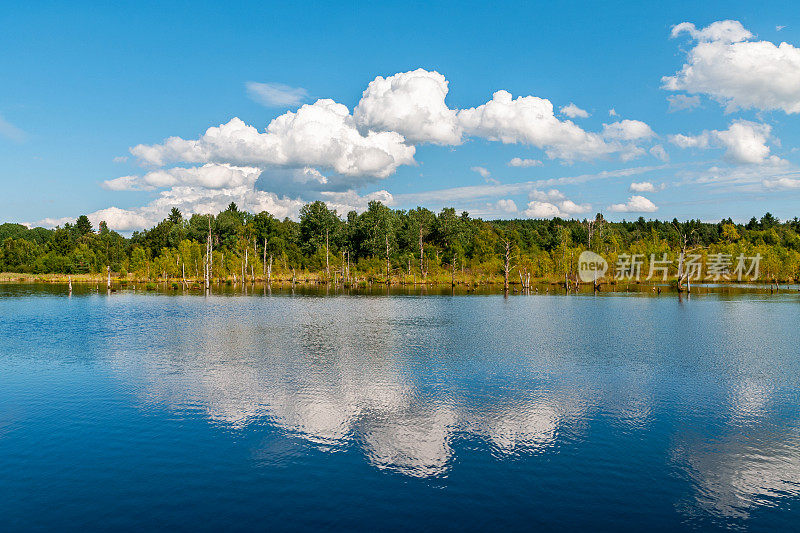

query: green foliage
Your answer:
[4,207,800,282]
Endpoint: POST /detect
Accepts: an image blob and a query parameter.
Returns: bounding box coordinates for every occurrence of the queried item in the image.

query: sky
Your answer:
[2,1,800,231]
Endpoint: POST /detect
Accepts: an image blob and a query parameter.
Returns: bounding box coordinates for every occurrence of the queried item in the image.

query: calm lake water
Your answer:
[2,284,800,531]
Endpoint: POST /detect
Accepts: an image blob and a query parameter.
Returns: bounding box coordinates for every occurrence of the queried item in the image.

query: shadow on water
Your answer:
[2,281,799,300]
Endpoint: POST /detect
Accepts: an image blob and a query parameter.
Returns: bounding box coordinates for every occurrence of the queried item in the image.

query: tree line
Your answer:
[2,201,800,284]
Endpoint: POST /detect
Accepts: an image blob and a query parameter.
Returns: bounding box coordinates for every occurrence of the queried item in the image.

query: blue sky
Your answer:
[2,1,800,230]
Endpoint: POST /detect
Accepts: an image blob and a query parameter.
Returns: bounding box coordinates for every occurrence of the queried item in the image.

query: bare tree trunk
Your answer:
[263,238,267,280]
[325,228,330,278]
[107,265,111,290]
[504,241,510,292]
[268,255,273,285]
[205,217,211,290]
[385,234,390,285]
[419,228,424,278]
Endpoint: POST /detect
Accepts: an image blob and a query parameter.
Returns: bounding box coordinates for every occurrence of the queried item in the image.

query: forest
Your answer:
[2,201,799,285]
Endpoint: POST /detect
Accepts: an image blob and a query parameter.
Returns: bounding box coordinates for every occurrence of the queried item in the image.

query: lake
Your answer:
[2,284,800,531]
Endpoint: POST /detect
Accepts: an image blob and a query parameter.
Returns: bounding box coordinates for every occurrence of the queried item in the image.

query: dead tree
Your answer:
[385,234,391,285]
[504,240,511,292]
[419,227,425,278]
[674,226,697,293]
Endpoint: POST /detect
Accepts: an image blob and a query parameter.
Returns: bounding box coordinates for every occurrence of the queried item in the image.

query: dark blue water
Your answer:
[2,286,800,531]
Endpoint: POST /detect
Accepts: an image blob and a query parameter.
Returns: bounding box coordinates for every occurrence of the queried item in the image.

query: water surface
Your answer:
[2,285,800,531]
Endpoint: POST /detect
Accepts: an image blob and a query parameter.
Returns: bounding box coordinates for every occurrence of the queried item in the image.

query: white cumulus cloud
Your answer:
[523,189,590,219]
[458,90,620,161]
[131,100,416,179]
[495,199,518,213]
[608,195,658,213]
[508,157,542,167]
[354,69,461,145]
[602,120,656,141]
[559,103,590,118]
[629,181,656,192]
[663,20,800,114]
[103,164,263,191]
[318,189,395,214]
[668,120,783,165]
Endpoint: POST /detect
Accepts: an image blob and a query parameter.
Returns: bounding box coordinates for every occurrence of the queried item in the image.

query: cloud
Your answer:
[99,70,664,231]
[602,120,656,141]
[87,207,152,231]
[495,199,518,213]
[629,181,657,192]
[667,94,701,112]
[0,114,26,142]
[318,189,394,214]
[649,144,669,161]
[664,20,800,114]
[39,185,306,232]
[102,163,263,191]
[458,90,623,161]
[559,103,590,118]
[35,208,152,232]
[131,100,416,179]
[609,108,618,117]
[529,189,566,202]
[470,166,491,178]
[608,195,658,213]
[392,165,665,206]
[246,82,309,107]
[113,155,129,163]
[670,20,752,43]
[523,189,590,218]
[524,201,562,218]
[354,69,461,145]
[762,177,800,190]
[669,120,783,165]
[508,157,542,167]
